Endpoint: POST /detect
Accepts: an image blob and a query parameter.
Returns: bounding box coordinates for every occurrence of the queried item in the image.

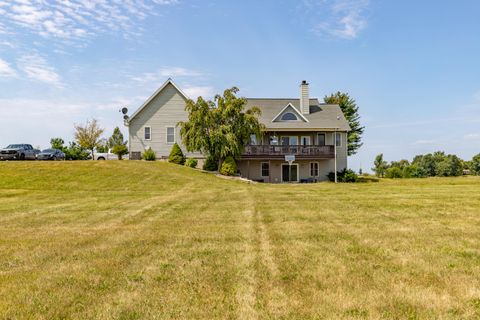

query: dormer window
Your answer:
[281,112,298,121]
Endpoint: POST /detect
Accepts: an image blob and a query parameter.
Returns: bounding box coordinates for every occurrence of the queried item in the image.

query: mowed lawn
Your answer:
[1,162,480,319]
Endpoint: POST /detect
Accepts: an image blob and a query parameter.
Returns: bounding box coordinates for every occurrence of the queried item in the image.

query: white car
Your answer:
[94,150,129,160]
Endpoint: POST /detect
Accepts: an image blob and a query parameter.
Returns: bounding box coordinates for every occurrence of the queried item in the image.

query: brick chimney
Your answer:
[300,80,309,115]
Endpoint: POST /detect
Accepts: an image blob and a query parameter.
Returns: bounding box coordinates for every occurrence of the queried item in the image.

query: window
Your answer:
[144,127,151,140]
[250,134,257,145]
[281,112,298,121]
[301,136,311,145]
[335,132,342,147]
[317,133,326,146]
[310,162,319,177]
[166,127,175,144]
[281,136,298,146]
[261,162,269,177]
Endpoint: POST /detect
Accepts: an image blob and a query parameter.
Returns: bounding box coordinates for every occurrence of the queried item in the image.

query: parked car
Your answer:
[94,149,129,160]
[37,149,65,161]
[0,144,39,160]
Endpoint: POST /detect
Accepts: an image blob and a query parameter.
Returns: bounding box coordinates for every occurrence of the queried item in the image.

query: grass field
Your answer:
[1,161,480,319]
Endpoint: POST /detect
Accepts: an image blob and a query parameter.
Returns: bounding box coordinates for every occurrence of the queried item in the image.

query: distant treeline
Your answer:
[372,152,480,178]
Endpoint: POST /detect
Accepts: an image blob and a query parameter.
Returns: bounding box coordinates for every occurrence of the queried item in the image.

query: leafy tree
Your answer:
[385,167,403,179]
[372,153,388,177]
[74,119,105,160]
[168,143,186,165]
[107,127,127,149]
[180,87,264,167]
[471,154,480,175]
[219,156,237,176]
[50,137,65,149]
[412,154,436,177]
[324,92,364,156]
[112,145,128,160]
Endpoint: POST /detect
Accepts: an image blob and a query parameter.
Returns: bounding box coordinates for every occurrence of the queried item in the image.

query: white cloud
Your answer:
[0,58,17,77]
[183,85,215,99]
[17,54,62,86]
[0,0,179,42]
[306,0,369,39]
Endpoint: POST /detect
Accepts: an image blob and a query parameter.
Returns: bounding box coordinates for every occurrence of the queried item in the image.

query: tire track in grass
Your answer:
[236,190,258,320]
[252,189,288,318]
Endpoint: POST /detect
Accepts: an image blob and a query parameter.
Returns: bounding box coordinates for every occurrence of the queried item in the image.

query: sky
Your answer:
[1,0,480,171]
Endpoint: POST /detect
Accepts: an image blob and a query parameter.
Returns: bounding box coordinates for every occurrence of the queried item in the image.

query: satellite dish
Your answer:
[121,107,128,115]
[123,115,129,120]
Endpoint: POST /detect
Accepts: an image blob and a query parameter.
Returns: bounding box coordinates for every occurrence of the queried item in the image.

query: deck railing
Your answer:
[241,145,335,159]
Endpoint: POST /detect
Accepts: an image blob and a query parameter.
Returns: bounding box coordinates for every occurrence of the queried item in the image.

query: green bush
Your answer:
[220,156,237,176]
[142,148,156,161]
[64,142,90,160]
[168,143,186,165]
[203,155,218,171]
[112,144,128,160]
[327,169,358,182]
[472,154,480,175]
[385,167,403,179]
[185,158,198,168]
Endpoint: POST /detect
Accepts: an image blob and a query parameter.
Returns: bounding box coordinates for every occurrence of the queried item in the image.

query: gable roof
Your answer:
[245,98,351,131]
[271,103,309,123]
[129,78,189,122]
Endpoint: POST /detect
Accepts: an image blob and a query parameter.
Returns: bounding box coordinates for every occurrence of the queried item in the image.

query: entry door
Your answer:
[282,164,298,182]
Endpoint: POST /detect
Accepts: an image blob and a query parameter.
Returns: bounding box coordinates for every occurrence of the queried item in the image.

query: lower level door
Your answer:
[282,164,298,182]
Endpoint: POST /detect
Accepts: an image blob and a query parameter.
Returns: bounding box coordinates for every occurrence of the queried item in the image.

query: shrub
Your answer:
[185,158,198,168]
[168,143,186,165]
[112,144,128,160]
[220,156,237,176]
[203,155,218,171]
[385,167,403,179]
[327,169,358,182]
[472,154,480,175]
[142,148,156,161]
[64,142,90,160]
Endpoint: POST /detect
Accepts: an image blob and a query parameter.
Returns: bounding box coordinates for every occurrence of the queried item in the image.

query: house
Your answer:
[125,79,350,182]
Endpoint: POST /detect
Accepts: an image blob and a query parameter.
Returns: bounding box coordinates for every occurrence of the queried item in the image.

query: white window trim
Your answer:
[310,161,319,177]
[271,103,309,123]
[261,162,269,177]
[166,126,175,144]
[144,126,151,141]
[301,136,311,146]
[335,132,342,147]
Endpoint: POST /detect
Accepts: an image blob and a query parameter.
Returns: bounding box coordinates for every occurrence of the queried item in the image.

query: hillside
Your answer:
[1,161,480,319]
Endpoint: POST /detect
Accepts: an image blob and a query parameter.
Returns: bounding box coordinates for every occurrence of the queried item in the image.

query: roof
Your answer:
[128,78,189,122]
[245,98,351,131]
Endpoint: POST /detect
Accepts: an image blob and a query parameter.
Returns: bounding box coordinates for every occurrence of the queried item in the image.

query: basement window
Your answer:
[261,162,269,177]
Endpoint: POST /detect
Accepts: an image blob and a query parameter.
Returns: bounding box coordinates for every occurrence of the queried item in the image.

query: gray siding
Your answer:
[128,83,202,159]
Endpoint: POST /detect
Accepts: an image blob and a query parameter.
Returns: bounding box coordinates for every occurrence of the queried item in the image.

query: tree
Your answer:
[471,153,480,175]
[324,92,364,156]
[180,87,264,167]
[74,119,105,160]
[50,137,65,149]
[372,153,388,177]
[112,145,128,160]
[107,127,127,149]
[168,143,186,165]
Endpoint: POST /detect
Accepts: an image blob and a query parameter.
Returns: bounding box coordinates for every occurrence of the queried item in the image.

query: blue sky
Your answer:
[1,0,480,171]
